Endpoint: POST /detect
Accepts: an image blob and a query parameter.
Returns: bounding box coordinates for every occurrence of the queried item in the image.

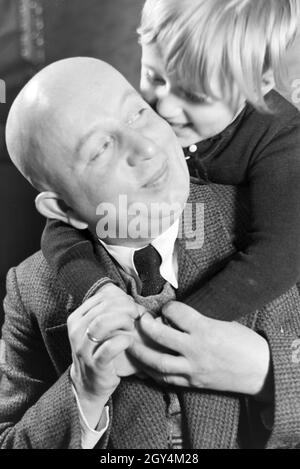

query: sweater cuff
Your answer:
[57,242,117,304]
[83,277,115,302]
[72,384,110,449]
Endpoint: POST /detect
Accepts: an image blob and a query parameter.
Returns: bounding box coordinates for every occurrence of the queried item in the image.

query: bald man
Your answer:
[1,58,300,449]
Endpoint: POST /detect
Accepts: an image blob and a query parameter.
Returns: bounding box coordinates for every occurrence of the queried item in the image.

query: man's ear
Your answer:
[262,69,275,94]
[35,192,88,230]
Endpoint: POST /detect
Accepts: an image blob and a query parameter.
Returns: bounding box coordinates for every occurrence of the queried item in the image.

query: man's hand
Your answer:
[68,285,141,428]
[96,283,147,377]
[129,301,271,396]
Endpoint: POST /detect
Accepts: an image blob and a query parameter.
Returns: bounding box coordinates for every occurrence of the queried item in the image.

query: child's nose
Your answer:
[156,92,183,121]
[154,82,171,100]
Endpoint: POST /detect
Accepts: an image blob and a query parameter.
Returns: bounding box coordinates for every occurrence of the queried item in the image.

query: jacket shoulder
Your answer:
[189,181,251,242]
[189,180,240,205]
[9,251,73,328]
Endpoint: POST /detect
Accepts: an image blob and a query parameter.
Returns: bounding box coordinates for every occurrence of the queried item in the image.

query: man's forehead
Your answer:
[55,75,141,135]
[38,61,138,112]
[73,78,140,115]
[73,87,143,157]
[103,87,140,110]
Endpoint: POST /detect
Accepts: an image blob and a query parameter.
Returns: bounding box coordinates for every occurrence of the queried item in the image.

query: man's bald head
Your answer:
[6,57,129,194]
[5,56,189,239]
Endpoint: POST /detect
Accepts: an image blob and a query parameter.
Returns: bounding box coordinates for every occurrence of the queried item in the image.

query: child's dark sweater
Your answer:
[42,90,300,320]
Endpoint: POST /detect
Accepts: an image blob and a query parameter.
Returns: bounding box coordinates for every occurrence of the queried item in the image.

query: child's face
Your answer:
[140,42,243,148]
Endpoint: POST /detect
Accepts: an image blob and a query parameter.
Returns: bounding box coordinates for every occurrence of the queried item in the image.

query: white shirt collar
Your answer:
[99,219,179,289]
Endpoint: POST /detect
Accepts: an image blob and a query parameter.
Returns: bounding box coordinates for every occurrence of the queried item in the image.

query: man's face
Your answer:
[140,42,239,148]
[50,65,189,244]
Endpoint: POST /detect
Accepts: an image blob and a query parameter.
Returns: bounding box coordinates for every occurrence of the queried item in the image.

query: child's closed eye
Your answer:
[175,86,211,105]
[145,69,166,87]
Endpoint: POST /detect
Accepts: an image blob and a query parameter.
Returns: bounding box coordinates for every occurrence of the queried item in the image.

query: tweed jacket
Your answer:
[1,182,300,449]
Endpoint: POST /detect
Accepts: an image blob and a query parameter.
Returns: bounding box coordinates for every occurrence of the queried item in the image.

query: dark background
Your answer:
[0,0,299,330]
[0,0,142,329]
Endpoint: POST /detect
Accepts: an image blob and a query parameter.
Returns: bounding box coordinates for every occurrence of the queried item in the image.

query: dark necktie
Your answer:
[133,244,166,296]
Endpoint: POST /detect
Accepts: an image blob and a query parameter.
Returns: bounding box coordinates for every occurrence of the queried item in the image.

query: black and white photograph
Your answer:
[0,0,300,451]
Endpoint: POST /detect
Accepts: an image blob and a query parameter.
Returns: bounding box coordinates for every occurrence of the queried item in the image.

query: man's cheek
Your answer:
[140,84,156,105]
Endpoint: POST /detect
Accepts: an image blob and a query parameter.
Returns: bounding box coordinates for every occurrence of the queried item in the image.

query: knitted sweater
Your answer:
[115,272,183,449]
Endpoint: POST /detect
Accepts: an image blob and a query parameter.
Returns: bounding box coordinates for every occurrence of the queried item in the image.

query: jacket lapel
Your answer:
[177,182,237,300]
[180,389,240,449]
[176,183,251,448]
[110,377,169,449]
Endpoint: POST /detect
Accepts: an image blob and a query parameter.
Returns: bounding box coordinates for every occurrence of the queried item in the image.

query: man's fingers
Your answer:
[85,312,135,346]
[137,313,187,354]
[129,339,189,375]
[71,303,109,336]
[94,334,134,364]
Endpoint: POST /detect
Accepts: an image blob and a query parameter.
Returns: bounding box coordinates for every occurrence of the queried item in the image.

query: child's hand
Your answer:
[129,301,270,396]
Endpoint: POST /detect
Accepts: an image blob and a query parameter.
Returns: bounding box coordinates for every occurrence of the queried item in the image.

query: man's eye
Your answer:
[145,69,165,87]
[91,136,113,161]
[127,108,147,126]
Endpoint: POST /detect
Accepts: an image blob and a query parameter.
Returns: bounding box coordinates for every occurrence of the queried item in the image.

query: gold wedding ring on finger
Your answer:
[86,327,102,344]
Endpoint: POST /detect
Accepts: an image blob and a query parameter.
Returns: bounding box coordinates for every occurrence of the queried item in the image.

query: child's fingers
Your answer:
[141,365,190,388]
[69,285,137,324]
[137,312,187,354]
[71,300,139,341]
[68,289,104,322]
[129,338,188,375]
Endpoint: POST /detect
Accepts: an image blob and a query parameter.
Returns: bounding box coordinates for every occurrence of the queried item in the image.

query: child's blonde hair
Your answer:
[138,0,299,112]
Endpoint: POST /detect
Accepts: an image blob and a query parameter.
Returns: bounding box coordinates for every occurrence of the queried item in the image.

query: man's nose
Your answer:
[125,130,158,167]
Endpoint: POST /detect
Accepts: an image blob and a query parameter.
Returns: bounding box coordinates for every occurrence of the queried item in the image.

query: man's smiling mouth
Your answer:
[168,122,194,134]
[142,160,169,188]
[170,122,190,129]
